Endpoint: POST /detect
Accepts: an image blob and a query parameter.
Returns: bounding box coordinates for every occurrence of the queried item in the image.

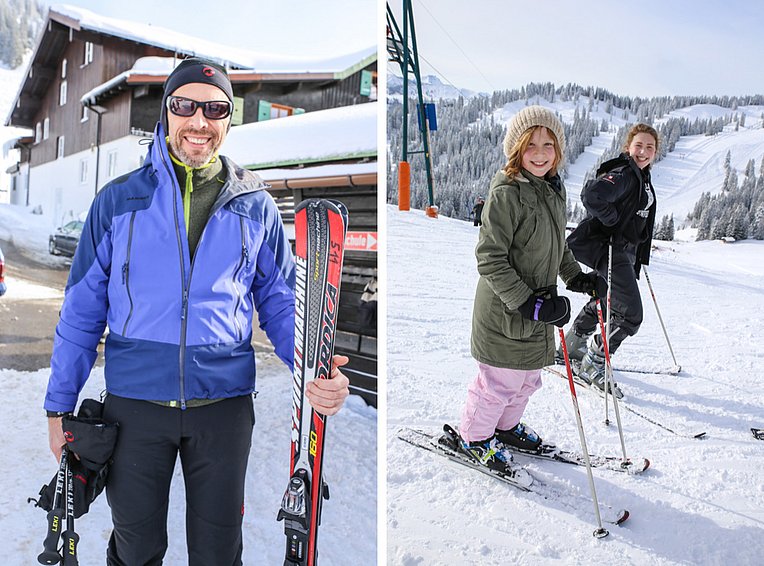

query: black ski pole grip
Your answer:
[37,507,64,564]
[62,448,79,566]
[61,529,79,566]
[38,449,68,565]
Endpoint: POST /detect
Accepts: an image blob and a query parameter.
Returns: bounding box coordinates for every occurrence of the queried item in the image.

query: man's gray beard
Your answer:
[169,135,218,168]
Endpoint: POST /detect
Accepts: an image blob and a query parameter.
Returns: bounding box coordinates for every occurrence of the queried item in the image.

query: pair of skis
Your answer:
[543,365,708,440]
[398,425,635,526]
[278,199,348,566]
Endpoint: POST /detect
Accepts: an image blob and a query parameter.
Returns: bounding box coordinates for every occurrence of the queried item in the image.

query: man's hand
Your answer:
[306,355,350,416]
[48,416,65,462]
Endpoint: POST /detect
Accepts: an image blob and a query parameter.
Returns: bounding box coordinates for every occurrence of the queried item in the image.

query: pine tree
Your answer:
[725,169,738,193]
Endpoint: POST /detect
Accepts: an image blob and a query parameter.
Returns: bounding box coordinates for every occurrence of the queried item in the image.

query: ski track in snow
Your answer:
[387,206,764,566]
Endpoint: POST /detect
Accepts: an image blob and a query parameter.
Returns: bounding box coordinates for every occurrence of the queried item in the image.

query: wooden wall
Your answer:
[29,31,155,166]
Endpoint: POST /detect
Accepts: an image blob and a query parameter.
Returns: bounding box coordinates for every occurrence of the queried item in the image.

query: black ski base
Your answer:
[752,428,764,440]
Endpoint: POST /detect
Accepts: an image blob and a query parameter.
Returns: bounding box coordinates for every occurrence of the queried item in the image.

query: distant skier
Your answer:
[458,106,596,472]
[561,123,659,394]
[472,197,485,226]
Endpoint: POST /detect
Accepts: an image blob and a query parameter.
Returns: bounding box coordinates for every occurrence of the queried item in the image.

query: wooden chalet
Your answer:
[5,5,376,225]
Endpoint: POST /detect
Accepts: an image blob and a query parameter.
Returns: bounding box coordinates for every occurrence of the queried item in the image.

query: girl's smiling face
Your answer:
[627,132,657,169]
[521,127,557,177]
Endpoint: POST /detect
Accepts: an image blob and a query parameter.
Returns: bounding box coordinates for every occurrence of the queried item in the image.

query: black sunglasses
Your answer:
[166,96,232,120]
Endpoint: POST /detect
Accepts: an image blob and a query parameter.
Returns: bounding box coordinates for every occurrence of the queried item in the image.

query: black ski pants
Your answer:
[571,249,643,354]
[102,394,255,566]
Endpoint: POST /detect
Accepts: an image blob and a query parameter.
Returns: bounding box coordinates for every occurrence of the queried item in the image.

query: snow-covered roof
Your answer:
[257,162,377,182]
[7,5,375,127]
[79,48,377,106]
[51,4,376,73]
[222,102,377,169]
[79,57,176,106]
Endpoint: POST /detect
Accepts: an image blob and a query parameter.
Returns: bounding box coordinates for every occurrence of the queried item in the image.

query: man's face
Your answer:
[167,82,231,168]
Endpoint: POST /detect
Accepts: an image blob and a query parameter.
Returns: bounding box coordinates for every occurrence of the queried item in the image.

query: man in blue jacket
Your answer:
[44,58,350,565]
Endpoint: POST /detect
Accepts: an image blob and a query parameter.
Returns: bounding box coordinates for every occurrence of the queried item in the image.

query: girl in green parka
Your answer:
[459,106,597,471]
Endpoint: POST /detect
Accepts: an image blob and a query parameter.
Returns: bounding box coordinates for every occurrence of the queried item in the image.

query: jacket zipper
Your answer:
[121,211,137,336]
[160,147,189,410]
[540,182,559,286]
[231,216,249,342]
[158,151,266,409]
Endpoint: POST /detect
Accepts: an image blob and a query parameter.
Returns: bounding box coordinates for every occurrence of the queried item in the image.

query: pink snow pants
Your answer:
[459,362,543,443]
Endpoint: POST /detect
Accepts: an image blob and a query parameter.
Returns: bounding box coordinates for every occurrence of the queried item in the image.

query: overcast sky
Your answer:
[41,0,376,58]
[387,0,764,97]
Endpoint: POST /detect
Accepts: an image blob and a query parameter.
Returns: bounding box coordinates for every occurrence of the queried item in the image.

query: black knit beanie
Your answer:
[160,58,234,132]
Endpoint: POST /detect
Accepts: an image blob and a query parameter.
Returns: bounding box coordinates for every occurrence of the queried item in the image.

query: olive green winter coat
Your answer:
[471,169,582,369]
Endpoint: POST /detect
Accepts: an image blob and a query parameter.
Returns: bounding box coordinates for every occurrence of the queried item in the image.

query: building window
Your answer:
[79,159,88,184]
[56,136,65,159]
[81,106,89,122]
[61,58,67,79]
[43,117,49,140]
[257,100,304,122]
[35,122,41,143]
[84,42,94,65]
[59,81,67,106]
[108,150,118,178]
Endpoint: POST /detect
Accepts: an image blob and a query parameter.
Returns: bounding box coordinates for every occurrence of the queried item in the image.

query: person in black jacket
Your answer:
[472,197,485,226]
[561,123,659,394]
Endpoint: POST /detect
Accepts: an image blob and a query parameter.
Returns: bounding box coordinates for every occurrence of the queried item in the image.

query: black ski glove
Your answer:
[566,271,599,298]
[517,294,571,327]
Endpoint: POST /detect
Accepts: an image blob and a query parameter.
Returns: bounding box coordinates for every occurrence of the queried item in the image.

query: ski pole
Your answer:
[558,327,609,539]
[38,451,67,565]
[595,300,630,466]
[603,241,613,425]
[61,449,79,566]
[643,267,681,373]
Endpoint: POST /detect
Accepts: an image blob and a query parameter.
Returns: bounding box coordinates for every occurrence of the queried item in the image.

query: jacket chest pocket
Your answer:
[120,211,137,336]
[231,215,252,342]
[514,211,538,247]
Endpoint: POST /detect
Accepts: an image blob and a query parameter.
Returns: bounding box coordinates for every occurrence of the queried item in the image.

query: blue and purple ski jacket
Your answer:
[44,124,295,412]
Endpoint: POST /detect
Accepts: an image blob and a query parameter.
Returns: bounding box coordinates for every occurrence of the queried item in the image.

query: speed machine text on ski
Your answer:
[278,199,347,566]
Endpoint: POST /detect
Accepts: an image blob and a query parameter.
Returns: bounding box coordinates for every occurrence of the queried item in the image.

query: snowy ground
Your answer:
[0,206,377,565]
[387,205,764,565]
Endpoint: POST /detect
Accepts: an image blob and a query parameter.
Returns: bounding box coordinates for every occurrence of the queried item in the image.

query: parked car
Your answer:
[49,220,84,257]
[0,244,6,296]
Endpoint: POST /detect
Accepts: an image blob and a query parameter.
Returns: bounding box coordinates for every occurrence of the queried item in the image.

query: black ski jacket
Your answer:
[567,153,656,277]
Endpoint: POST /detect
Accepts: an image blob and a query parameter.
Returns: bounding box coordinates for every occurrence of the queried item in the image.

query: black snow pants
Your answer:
[102,394,255,566]
[571,248,643,355]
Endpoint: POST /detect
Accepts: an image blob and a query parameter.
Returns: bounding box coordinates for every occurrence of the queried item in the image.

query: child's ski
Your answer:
[278,199,347,566]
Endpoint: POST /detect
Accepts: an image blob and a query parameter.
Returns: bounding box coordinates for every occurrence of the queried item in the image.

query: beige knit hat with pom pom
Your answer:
[503,105,566,159]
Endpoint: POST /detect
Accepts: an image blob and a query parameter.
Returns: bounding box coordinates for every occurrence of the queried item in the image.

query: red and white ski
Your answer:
[278,199,347,566]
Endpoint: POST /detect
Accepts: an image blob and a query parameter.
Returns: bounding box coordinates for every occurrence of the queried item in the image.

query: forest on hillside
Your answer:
[387,82,764,241]
[0,0,44,68]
